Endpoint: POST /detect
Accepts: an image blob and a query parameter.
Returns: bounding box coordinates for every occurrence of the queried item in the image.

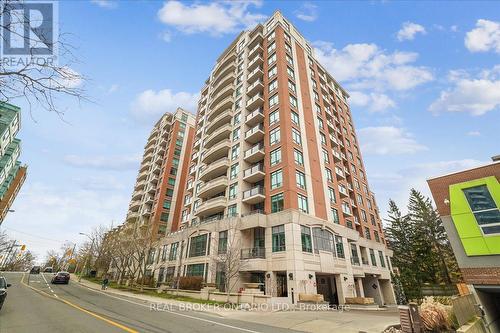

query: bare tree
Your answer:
[4,250,36,271]
[0,0,87,117]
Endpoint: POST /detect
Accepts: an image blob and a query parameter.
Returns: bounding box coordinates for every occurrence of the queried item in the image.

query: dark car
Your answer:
[43,267,53,273]
[51,272,70,284]
[30,266,41,274]
[0,276,11,311]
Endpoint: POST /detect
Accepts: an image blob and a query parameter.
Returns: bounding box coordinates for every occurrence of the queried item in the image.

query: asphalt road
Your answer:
[0,272,303,333]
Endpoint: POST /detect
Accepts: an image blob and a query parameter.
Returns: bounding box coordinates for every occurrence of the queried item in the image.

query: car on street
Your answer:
[43,267,53,273]
[51,271,70,284]
[30,266,41,274]
[0,276,11,311]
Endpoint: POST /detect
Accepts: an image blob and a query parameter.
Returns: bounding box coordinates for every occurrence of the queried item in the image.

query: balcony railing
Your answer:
[243,163,264,178]
[243,185,265,199]
[351,256,360,266]
[241,247,265,259]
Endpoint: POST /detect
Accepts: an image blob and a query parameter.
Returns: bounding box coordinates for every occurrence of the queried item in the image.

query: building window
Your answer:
[267,41,276,53]
[294,149,304,166]
[189,234,208,257]
[160,212,169,222]
[268,65,277,78]
[325,168,333,182]
[320,132,327,145]
[322,149,329,163]
[169,242,178,261]
[168,178,175,186]
[374,230,380,243]
[218,231,228,254]
[268,52,276,65]
[335,236,345,258]
[186,263,205,277]
[378,250,386,267]
[272,225,286,252]
[270,127,280,145]
[270,169,283,189]
[227,204,237,217]
[364,227,371,240]
[270,148,281,166]
[269,79,278,92]
[288,80,296,93]
[463,185,500,235]
[231,144,240,160]
[166,188,174,197]
[232,128,240,141]
[163,200,171,210]
[287,67,295,79]
[291,111,299,125]
[298,194,309,213]
[328,187,336,204]
[301,226,312,253]
[312,228,334,254]
[269,109,279,125]
[228,183,238,199]
[285,43,292,54]
[296,171,306,189]
[369,249,377,266]
[161,245,168,261]
[286,54,293,66]
[271,193,284,213]
[230,163,239,180]
[331,208,339,224]
[269,94,279,108]
[233,112,241,125]
[289,95,297,108]
[292,128,302,146]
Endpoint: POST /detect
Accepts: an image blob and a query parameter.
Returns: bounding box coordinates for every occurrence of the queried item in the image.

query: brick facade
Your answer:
[461,267,500,285]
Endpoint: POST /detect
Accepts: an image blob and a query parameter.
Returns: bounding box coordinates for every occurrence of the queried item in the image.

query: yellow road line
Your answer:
[20,274,138,333]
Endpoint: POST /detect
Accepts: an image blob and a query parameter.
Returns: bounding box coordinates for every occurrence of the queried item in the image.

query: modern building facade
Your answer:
[0,102,26,224]
[428,157,500,331]
[147,11,395,306]
[124,108,195,237]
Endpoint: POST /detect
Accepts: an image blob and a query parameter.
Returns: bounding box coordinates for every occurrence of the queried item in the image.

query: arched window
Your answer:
[312,228,335,255]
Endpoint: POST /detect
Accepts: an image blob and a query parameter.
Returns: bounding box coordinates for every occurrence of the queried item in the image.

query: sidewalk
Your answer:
[74,277,399,333]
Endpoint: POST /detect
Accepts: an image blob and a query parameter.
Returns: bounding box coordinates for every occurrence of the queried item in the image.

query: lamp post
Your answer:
[78,232,95,282]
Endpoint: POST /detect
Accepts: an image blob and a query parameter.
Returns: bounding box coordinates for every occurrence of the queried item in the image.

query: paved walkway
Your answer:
[76,277,399,333]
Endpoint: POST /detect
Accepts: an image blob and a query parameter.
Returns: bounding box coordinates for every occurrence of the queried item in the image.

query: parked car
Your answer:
[43,267,53,273]
[0,276,11,311]
[30,266,41,274]
[51,272,70,284]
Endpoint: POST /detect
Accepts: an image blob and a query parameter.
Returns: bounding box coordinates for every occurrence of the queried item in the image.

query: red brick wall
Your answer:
[461,267,500,285]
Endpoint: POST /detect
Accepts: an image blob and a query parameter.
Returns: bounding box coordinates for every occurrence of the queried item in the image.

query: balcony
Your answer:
[146,184,156,194]
[330,134,339,146]
[213,52,237,79]
[199,157,229,181]
[244,143,264,163]
[242,186,265,204]
[241,247,265,260]
[247,54,263,71]
[246,93,264,111]
[247,66,263,83]
[195,196,227,217]
[198,176,228,199]
[210,84,235,110]
[243,163,265,183]
[129,200,141,211]
[193,139,201,149]
[202,139,231,164]
[209,96,233,122]
[144,195,154,205]
[245,108,264,127]
[246,79,263,96]
[204,123,232,148]
[206,109,232,135]
[248,43,263,59]
[339,186,349,198]
[126,212,139,221]
[333,150,342,162]
[211,69,236,97]
[137,169,148,181]
[135,180,147,190]
[245,123,264,144]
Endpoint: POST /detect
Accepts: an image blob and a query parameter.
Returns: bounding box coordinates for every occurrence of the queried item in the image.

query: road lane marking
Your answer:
[20,273,139,333]
[74,282,263,333]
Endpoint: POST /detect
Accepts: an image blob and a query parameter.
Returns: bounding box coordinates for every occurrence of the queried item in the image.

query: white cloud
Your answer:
[295,2,318,22]
[450,25,459,32]
[91,0,117,9]
[467,131,481,136]
[314,42,433,91]
[63,154,141,170]
[358,126,427,155]
[429,66,500,116]
[397,22,426,41]
[157,0,265,36]
[131,89,198,121]
[160,31,172,43]
[107,84,119,94]
[349,91,396,112]
[465,19,500,53]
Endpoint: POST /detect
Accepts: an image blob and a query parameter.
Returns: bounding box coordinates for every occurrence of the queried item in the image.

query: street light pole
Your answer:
[78,232,95,282]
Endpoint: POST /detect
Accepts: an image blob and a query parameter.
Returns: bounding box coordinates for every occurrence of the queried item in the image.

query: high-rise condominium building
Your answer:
[148,11,396,306]
[0,102,26,224]
[124,108,195,237]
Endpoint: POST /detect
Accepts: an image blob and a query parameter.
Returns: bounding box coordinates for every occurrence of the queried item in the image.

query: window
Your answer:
[285,42,292,54]
[374,230,380,243]
[463,185,500,234]
[267,30,275,41]
[269,109,279,125]
[269,94,279,108]
[331,208,339,224]
[271,169,283,189]
[320,132,326,145]
[227,204,237,217]
[335,236,345,258]
[229,183,238,199]
[186,264,205,277]
[271,193,284,213]
[230,163,239,180]
[360,210,367,223]
[233,112,241,125]
[269,79,278,92]
[267,41,276,53]
[369,249,377,266]
[168,178,175,186]
[298,194,309,213]
[296,171,306,189]
[161,245,168,261]
[189,234,208,257]
[268,65,277,78]
[163,200,171,210]
[268,52,276,65]
[218,231,228,254]
[289,95,298,108]
[325,168,333,182]
[291,111,299,125]
[292,128,302,145]
[364,227,371,240]
[286,54,293,66]
[287,67,295,79]
[301,226,312,253]
[322,149,329,163]
[169,242,178,261]
[160,212,169,222]
[294,149,304,166]
[231,144,240,160]
[313,228,334,253]
[272,225,286,252]
[328,187,336,204]
[232,128,240,141]
[270,148,281,166]
[270,127,280,145]
[379,251,386,267]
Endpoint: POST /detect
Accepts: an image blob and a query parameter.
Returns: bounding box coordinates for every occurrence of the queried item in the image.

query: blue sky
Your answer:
[2,0,499,258]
